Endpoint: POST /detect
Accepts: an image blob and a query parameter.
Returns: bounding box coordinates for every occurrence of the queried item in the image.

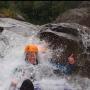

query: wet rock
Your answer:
[39,23,90,77]
[39,23,90,53]
[80,60,90,78]
[0,34,9,58]
[0,18,38,37]
[39,23,81,61]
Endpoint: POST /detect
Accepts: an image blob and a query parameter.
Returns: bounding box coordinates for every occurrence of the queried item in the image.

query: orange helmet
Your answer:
[25,44,38,53]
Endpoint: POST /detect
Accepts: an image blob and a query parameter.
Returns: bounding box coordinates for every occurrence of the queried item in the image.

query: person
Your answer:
[9,79,18,90]
[25,44,38,65]
[9,79,41,90]
[53,53,76,75]
[67,54,75,65]
[64,53,76,75]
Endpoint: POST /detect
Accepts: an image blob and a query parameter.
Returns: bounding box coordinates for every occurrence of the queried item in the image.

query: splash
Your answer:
[0,18,90,90]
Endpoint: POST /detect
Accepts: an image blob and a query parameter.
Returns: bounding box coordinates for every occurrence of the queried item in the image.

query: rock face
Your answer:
[39,23,90,52]
[39,23,81,60]
[39,23,90,77]
[0,18,39,58]
[55,8,90,27]
[0,18,39,37]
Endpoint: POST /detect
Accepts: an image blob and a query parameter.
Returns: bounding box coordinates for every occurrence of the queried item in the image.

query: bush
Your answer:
[0,8,17,18]
[0,1,82,24]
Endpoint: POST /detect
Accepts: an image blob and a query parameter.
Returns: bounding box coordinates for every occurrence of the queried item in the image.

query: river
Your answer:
[0,18,90,90]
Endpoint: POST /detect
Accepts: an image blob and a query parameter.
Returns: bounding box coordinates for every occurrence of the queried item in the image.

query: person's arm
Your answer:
[9,79,18,90]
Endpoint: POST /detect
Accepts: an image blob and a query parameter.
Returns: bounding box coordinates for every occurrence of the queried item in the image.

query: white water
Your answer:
[0,18,90,90]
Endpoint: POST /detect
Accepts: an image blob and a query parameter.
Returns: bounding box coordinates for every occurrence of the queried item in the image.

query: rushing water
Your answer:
[0,18,90,90]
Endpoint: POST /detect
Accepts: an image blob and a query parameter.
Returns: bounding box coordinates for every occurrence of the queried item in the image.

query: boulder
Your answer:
[0,18,39,37]
[55,8,90,27]
[39,23,90,77]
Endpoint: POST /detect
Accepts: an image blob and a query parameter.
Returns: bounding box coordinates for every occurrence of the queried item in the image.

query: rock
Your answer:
[39,23,90,77]
[39,23,80,62]
[0,18,39,58]
[16,14,25,21]
[78,1,90,8]
[0,18,39,37]
[80,60,90,78]
[39,23,90,78]
[0,34,9,58]
[55,8,90,27]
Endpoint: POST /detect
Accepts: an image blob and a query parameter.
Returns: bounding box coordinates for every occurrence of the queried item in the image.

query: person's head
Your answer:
[20,79,34,90]
[68,53,75,64]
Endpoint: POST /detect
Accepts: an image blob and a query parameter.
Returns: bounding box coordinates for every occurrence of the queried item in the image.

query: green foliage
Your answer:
[0,1,10,8]
[0,8,17,18]
[0,1,81,25]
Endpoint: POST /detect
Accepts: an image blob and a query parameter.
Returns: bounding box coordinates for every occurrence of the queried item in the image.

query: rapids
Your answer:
[0,18,90,90]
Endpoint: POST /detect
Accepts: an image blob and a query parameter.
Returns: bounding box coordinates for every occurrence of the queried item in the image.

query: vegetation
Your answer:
[0,1,81,25]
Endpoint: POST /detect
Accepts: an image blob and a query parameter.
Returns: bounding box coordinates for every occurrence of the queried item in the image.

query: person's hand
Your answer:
[11,79,18,87]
